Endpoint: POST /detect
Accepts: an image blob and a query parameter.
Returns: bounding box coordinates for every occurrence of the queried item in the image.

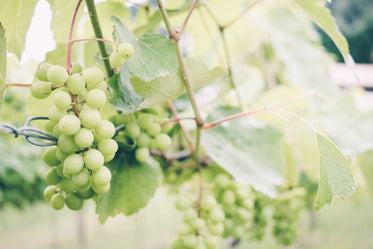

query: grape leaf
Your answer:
[108,65,144,114]
[357,151,373,200]
[96,154,162,223]
[0,0,38,59]
[293,0,350,62]
[131,57,225,108]
[314,133,357,211]
[0,23,6,105]
[111,16,178,81]
[201,106,286,197]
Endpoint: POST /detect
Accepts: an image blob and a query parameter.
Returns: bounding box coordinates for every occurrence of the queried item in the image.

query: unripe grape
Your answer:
[55,163,64,177]
[214,174,230,189]
[43,148,60,166]
[154,133,172,150]
[103,153,116,162]
[78,88,87,99]
[35,62,52,81]
[71,64,83,74]
[177,222,193,235]
[46,167,62,185]
[52,124,61,138]
[92,166,111,186]
[87,81,107,92]
[92,182,110,194]
[146,123,161,137]
[44,120,56,134]
[76,179,92,192]
[175,196,192,211]
[53,90,72,110]
[67,74,85,95]
[84,149,104,171]
[47,65,68,85]
[44,185,58,201]
[56,147,69,161]
[58,114,81,135]
[116,114,133,125]
[110,51,125,67]
[83,67,105,87]
[86,89,107,109]
[118,42,134,59]
[77,188,95,199]
[137,113,153,130]
[161,122,173,133]
[59,178,75,193]
[48,106,67,122]
[203,235,219,249]
[182,235,197,248]
[74,128,94,149]
[191,218,205,231]
[63,154,84,175]
[183,208,198,222]
[136,132,150,147]
[50,193,65,210]
[80,107,101,129]
[98,139,118,155]
[65,193,84,210]
[135,147,150,163]
[209,207,225,223]
[200,196,217,211]
[222,190,236,205]
[72,168,90,187]
[57,134,76,154]
[95,120,115,139]
[171,238,184,249]
[31,81,52,99]
[125,122,140,138]
[208,223,224,235]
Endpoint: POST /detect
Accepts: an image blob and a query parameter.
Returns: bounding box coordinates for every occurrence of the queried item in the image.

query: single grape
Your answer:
[86,89,107,109]
[222,190,236,205]
[65,193,84,210]
[125,122,140,138]
[80,107,101,129]
[98,139,118,155]
[76,179,92,192]
[115,114,133,125]
[72,168,90,187]
[103,153,115,162]
[47,65,69,85]
[161,122,174,134]
[137,113,153,130]
[77,188,95,199]
[31,81,52,99]
[203,235,219,249]
[35,62,52,81]
[177,222,193,235]
[182,235,197,248]
[67,74,86,95]
[92,166,111,186]
[59,178,75,193]
[95,120,115,139]
[44,185,58,202]
[52,124,61,138]
[118,42,134,59]
[74,128,94,149]
[58,114,81,135]
[44,120,56,134]
[50,193,65,210]
[110,51,125,67]
[55,163,64,177]
[175,196,192,211]
[214,174,230,189]
[92,182,110,194]
[82,67,105,87]
[71,64,83,74]
[78,88,87,99]
[191,218,205,231]
[56,147,69,161]
[207,223,224,235]
[63,154,84,176]
[154,133,172,150]
[136,132,150,147]
[46,167,62,185]
[200,196,217,211]
[209,207,225,223]
[57,134,76,154]
[48,106,67,122]
[135,147,150,163]
[87,81,107,92]
[183,208,198,222]
[83,149,104,171]
[53,90,72,110]
[146,123,161,137]
[43,147,60,166]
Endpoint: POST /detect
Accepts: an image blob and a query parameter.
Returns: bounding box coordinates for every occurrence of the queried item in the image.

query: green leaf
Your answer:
[111,16,178,81]
[96,154,162,223]
[108,65,144,114]
[314,133,357,211]
[358,151,373,200]
[0,0,38,59]
[131,57,225,108]
[201,106,286,197]
[293,0,350,62]
[0,22,6,105]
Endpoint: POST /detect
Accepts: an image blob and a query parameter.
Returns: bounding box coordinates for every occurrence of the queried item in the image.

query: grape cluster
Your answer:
[31,63,118,210]
[272,187,305,245]
[172,192,225,249]
[114,110,173,163]
[109,42,134,68]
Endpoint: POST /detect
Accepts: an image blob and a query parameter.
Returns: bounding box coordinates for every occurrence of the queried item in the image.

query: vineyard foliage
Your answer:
[0,0,372,247]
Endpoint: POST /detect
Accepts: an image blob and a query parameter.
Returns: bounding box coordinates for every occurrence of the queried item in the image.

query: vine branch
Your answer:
[177,0,200,39]
[66,0,83,73]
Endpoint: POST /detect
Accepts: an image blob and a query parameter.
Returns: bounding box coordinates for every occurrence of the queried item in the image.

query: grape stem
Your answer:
[70,38,118,46]
[176,0,200,40]
[66,0,83,73]
[5,83,32,87]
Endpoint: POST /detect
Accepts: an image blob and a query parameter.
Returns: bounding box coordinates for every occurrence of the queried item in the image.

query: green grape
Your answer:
[35,62,52,81]
[59,178,75,193]
[56,147,69,161]
[53,90,72,110]
[55,163,64,177]
[83,149,104,171]
[161,122,173,134]
[109,51,125,67]
[74,128,94,149]
[192,218,205,231]
[52,124,61,138]
[103,153,115,162]
[72,168,90,187]
[44,185,58,202]
[222,190,236,205]
[44,120,56,134]
[196,242,207,249]
[118,42,134,59]
[47,65,69,85]
[82,67,105,87]
[207,223,224,235]
[146,123,161,137]
[92,182,110,194]
[137,113,153,130]
[136,132,150,147]
[203,235,219,249]
[171,238,184,249]
[148,138,156,149]
[98,139,118,155]
[67,74,86,95]
[214,174,230,189]
[30,81,52,99]
[200,196,217,211]
[175,195,192,211]
[48,106,67,122]
[183,208,198,222]
[43,147,60,166]
[125,122,140,138]
[236,207,251,220]
[63,154,84,176]
[178,222,193,235]
[76,179,92,192]
[86,89,107,109]
[58,114,81,135]
[57,134,76,154]
[46,167,62,185]
[77,188,95,199]
[92,166,111,186]
[71,64,83,74]
[154,133,172,150]
[182,235,197,248]
[115,114,134,125]
[78,88,87,99]
[87,81,107,92]
[50,193,65,210]
[95,120,115,139]
[80,107,101,129]
[135,147,150,163]
[65,193,83,210]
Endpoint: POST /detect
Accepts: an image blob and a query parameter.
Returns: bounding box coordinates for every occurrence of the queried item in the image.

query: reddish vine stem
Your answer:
[176,0,200,39]
[66,0,83,73]
[5,83,32,87]
[160,116,196,126]
[70,38,118,46]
